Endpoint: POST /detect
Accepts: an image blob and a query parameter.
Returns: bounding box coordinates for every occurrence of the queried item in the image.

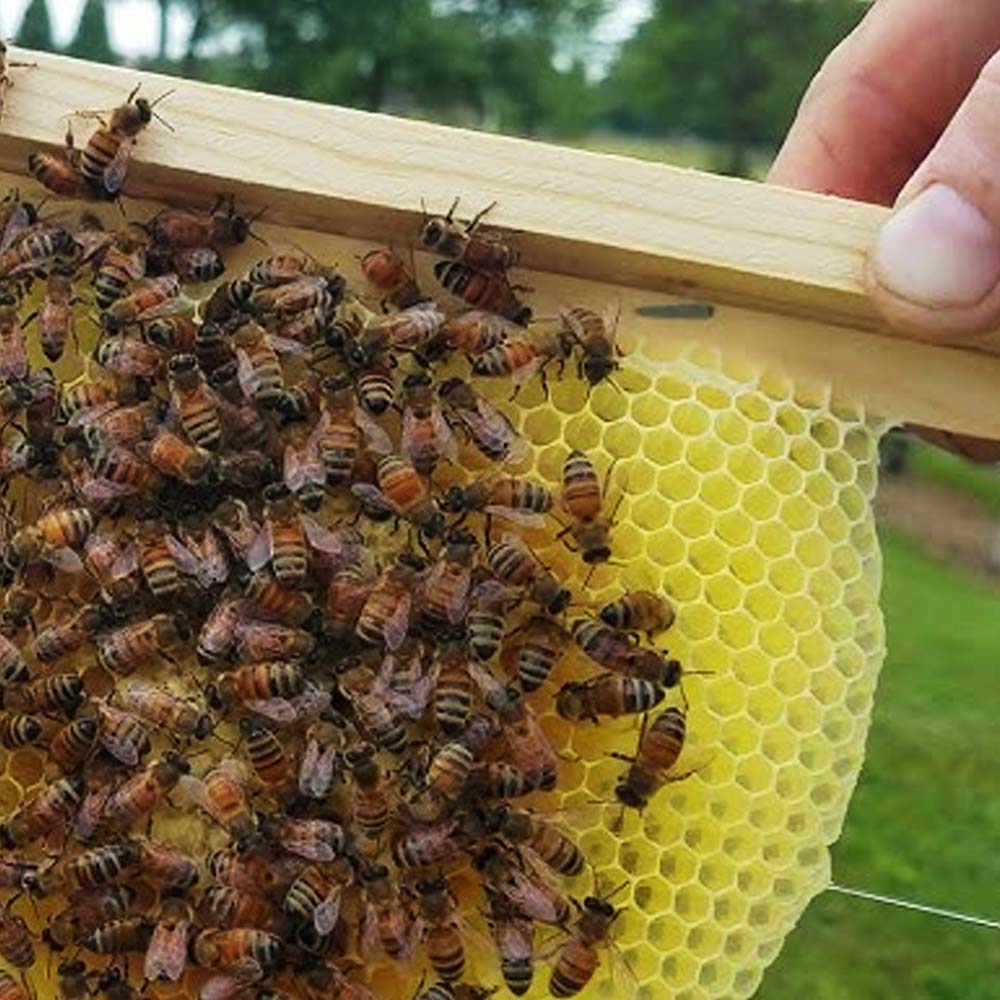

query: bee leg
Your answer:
[609,752,636,763]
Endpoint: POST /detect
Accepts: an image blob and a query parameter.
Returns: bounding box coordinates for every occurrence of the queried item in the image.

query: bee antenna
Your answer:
[445,195,460,223]
[152,110,175,132]
[150,87,175,109]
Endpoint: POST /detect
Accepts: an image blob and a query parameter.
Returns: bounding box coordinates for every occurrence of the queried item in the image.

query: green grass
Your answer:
[755,530,1000,999]
[908,439,1000,516]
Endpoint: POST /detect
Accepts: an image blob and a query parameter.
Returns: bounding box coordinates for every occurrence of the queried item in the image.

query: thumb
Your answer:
[868,50,1000,347]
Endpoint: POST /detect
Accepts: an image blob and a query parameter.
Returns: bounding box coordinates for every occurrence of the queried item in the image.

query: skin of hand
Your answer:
[769,0,1000,459]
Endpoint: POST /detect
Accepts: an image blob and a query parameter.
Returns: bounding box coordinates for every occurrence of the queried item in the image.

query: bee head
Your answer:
[421,218,446,249]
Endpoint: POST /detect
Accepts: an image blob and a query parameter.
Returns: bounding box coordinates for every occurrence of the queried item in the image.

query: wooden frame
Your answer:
[3,47,1000,438]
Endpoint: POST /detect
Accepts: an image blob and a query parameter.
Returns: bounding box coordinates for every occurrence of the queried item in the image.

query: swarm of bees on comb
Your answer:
[0,85,704,1000]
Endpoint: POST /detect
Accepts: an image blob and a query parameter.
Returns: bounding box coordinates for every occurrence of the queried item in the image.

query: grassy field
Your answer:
[908,440,1000,517]
[756,529,1000,999]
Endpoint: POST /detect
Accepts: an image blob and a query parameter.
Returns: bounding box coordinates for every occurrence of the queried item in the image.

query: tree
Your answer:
[66,0,116,64]
[602,0,864,175]
[15,0,57,53]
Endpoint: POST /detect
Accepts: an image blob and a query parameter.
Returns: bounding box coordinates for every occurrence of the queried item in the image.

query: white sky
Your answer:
[1,0,651,66]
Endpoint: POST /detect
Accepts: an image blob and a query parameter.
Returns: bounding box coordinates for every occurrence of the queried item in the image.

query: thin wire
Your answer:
[828,883,1000,931]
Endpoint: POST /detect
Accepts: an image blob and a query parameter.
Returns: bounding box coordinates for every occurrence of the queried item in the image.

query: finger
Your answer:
[769,0,1000,204]
[867,50,1000,343]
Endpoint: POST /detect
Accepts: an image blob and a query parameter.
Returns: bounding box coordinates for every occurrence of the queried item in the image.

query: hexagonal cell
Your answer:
[714,508,754,546]
[674,883,712,924]
[671,400,712,436]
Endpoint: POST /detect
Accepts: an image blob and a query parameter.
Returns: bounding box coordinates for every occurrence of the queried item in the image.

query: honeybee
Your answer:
[487,536,571,615]
[431,309,510,360]
[561,305,621,387]
[77,84,172,198]
[150,196,254,248]
[0,853,37,891]
[421,198,517,272]
[180,758,256,840]
[416,738,474,809]
[345,744,393,841]
[197,594,246,664]
[142,314,198,352]
[259,815,345,862]
[355,359,396,415]
[144,893,191,982]
[297,719,344,800]
[421,529,476,629]
[81,916,154,955]
[0,774,84,848]
[94,224,149,308]
[324,559,374,639]
[471,327,574,391]
[486,888,535,996]
[138,837,199,888]
[475,845,569,925]
[284,862,348,935]
[360,247,424,309]
[6,672,85,717]
[245,572,316,627]
[239,716,293,789]
[613,707,691,811]
[248,273,345,317]
[550,892,625,997]
[556,674,665,723]
[94,337,164,378]
[598,590,674,636]
[560,450,617,569]
[97,613,184,675]
[443,477,550,537]
[48,716,100,773]
[465,578,513,663]
[413,874,467,981]
[101,275,186,334]
[392,819,463,872]
[282,423,326,512]
[315,373,392,486]
[166,352,222,449]
[435,260,531,325]
[41,884,136,945]
[437,378,527,465]
[119,679,212,740]
[35,602,106,665]
[0,903,34,969]
[200,885,284,933]
[398,371,455,475]
[297,962,375,1000]
[359,863,414,960]
[0,628,30,683]
[33,270,76,362]
[168,518,229,588]
[102,752,190,831]
[0,437,34,482]
[0,223,73,277]
[357,301,445,359]
[206,662,307,723]
[236,621,314,663]
[248,484,354,587]
[203,278,254,325]
[571,618,682,689]
[351,455,445,538]
[208,845,304,898]
[0,302,26,382]
[484,682,558,791]
[485,806,584,877]
[506,615,570,692]
[213,497,261,559]
[354,551,424,650]
[192,927,284,977]
[174,245,226,283]
[95,967,142,1000]
[340,663,409,754]
[97,701,151,765]
[0,584,36,637]
[147,427,214,483]
[433,641,477,737]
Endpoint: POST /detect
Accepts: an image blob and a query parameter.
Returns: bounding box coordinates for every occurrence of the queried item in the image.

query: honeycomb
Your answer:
[0,170,890,1000]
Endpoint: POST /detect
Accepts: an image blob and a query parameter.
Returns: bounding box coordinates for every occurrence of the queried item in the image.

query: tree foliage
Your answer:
[602,0,864,173]
[15,0,57,53]
[65,0,116,65]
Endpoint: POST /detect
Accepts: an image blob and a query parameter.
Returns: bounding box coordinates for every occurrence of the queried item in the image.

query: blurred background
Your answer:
[4,2,1000,997]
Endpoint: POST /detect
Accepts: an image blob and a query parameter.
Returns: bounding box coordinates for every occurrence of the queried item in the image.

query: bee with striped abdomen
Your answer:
[560,450,618,570]
[421,529,476,630]
[94,224,148,309]
[413,874,467,982]
[351,454,445,539]
[487,888,535,996]
[556,673,665,723]
[360,247,424,309]
[0,774,84,849]
[354,551,424,651]
[421,198,517,272]
[598,589,674,637]
[560,305,621,388]
[506,615,570,693]
[167,352,222,449]
[613,707,690,812]
[401,371,456,476]
[101,752,190,831]
[143,893,191,983]
[487,536,570,615]
[239,717,293,790]
[435,259,530,325]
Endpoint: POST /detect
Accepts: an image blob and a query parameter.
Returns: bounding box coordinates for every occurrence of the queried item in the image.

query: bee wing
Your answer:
[301,515,351,558]
[100,731,140,767]
[484,505,545,528]
[350,483,397,516]
[468,661,505,700]
[290,686,332,722]
[68,398,118,428]
[284,443,323,494]
[111,542,138,578]
[359,902,381,955]
[400,407,418,465]
[235,348,258,398]
[137,296,194,324]
[46,547,83,573]
[176,774,215,817]
[245,524,273,573]
[432,406,459,462]
[314,889,343,935]
[511,355,546,386]
[247,698,298,724]
[383,593,413,651]
[269,334,311,357]
[354,408,392,455]
[165,534,200,577]
[199,962,262,1000]
[144,918,190,982]
[101,137,135,195]
[299,740,337,799]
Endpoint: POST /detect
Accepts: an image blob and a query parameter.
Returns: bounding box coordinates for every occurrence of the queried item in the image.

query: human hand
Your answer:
[770,0,1000,459]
